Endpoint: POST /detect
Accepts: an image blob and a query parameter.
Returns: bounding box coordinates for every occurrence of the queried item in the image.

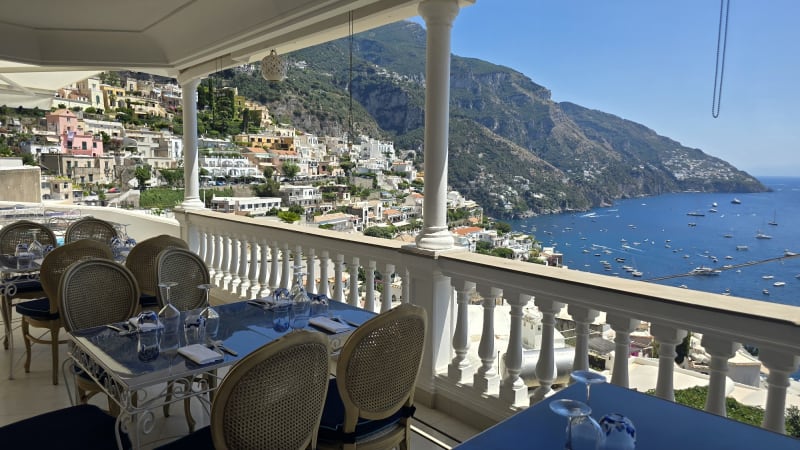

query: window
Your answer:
[82,142,87,150]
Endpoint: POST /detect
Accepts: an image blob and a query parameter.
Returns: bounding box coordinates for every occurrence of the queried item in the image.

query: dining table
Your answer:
[67,298,375,449]
[455,382,799,450]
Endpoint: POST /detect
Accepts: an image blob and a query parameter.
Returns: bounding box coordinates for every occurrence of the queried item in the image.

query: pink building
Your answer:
[45,109,104,156]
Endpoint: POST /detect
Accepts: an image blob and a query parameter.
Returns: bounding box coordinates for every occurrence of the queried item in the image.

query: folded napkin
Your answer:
[178,344,223,365]
[309,317,351,334]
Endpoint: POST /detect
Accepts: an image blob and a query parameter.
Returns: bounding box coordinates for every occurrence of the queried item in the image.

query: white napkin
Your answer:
[178,344,223,364]
[310,317,351,334]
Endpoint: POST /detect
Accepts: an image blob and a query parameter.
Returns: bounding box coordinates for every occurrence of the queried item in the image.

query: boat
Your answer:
[712,202,718,207]
[723,233,733,238]
[687,211,705,217]
[688,223,697,227]
[773,281,786,287]
[768,211,778,226]
[731,198,741,204]
[762,275,774,280]
[708,208,718,213]
[615,257,625,263]
[631,271,643,277]
[755,230,772,240]
[736,245,748,251]
[691,266,721,276]
[762,289,770,295]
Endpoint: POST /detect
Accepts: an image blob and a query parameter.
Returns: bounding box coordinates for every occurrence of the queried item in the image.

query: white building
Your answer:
[210,196,281,216]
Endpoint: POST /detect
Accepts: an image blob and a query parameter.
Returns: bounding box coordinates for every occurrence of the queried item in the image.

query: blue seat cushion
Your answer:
[0,404,129,450]
[4,279,43,296]
[139,293,159,308]
[155,425,212,449]
[15,297,58,320]
[318,378,415,444]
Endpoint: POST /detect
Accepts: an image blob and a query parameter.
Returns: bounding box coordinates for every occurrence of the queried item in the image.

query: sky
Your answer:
[416,1,800,177]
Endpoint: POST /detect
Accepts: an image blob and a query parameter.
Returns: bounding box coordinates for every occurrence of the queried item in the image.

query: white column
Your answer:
[364,260,376,312]
[402,268,411,304]
[212,233,224,284]
[220,233,232,289]
[650,324,687,401]
[532,298,564,403]
[500,291,530,406]
[381,263,394,313]
[179,78,204,209]
[473,286,500,394]
[448,279,474,383]
[305,247,317,295]
[247,238,260,298]
[204,228,216,278]
[318,250,330,298]
[700,334,740,416]
[759,349,800,433]
[268,241,280,293]
[258,238,269,298]
[280,243,291,290]
[415,0,459,251]
[237,238,250,296]
[229,234,242,293]
[348,256,360,307]
[333,254,345,302]
[607,314,640,388]
[568,305,600,373]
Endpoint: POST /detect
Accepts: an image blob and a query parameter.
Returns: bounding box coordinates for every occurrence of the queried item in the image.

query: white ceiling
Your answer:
[0,0,476,106]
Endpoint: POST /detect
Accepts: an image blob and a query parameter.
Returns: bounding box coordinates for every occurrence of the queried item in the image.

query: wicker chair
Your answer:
[155,247,209,312]
[125,234,188,310]
[64,217,118,245]
[317,303,428,450]
[0,220,57,350]
[15,239,114,385]
[59,258,139,411]
[156,330,331,450]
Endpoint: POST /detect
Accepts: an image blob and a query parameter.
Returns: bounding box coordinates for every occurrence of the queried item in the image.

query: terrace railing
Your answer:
[175,208,800,434]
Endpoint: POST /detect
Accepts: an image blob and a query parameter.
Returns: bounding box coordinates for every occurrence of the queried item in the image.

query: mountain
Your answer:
[221,21,766,217]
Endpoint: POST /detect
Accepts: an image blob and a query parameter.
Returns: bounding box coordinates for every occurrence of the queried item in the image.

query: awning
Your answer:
[0,63,99,109]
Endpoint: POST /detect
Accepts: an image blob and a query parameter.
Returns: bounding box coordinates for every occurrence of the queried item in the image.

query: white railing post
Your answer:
[381,263,394,313]
[500,291,530,406]
[268,241,280,293]
[229,233,242,293]
[759,349,800,434]
[403,268,411,304]
[305,247,317,295]
[197,226,207,264]
[247,237,259,298]
[258,238,269,298]
[204,227,216,278]
[237,237,250,297]
[473,286,500,395]
[212,232,223,284]
[280,243,291,290]
[318,250,330,298]
[220,233,232,289]
[701,334,740,416]
[364,260,376,312]
[532,297,564,403]
[650,324,688,401]
[348,256,360,307]
[567,305,600,373]
[333,253,345,302]
[607,314,640,388]
[448,279,475,384]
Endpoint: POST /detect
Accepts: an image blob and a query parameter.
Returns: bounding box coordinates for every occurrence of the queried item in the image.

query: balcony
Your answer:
[2,203,800,446]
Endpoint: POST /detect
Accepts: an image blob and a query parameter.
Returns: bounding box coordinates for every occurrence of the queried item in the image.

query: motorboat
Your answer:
[762,275,774,280]
[762,289,770,295]
[773,281,786,287]
[731,198,741,204]
[755,231,772,240]
[691,266,721,276]
[736,245,748,251]
[687,211,705,217]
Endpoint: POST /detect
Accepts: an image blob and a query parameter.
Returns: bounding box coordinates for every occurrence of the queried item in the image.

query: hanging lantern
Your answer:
[261,50,287,81]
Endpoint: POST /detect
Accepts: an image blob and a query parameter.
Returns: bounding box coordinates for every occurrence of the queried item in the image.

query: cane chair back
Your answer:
[59,259,139,332]
[64,217,118,245]
[39,239,115,313]
[210,330,330,450]
[0,220,57,255]
[125,235,188,297]
[156,248,209,312]
[320,303,427,450]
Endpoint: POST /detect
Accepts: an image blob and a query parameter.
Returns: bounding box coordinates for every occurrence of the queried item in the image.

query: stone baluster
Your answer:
[473,285,500,395]
[229,233,242,293]
[247,237,260,298]
[236,238,250,296]
[197,227,207,265]
[403,268,411,304]
[212,232,224,285]
[700,334,740,416]
[305,247,317,294]
[333,254,345,303]
[280,243,291,290]
[268,241,280,293]
[607,314,640,388]
[220,233,232,290]
[759,349,800,433]
[567,305,600,373]
[364,260,376,312]
[204,227,216,279]
[531,297,564,403]
[348,256,360,307]
[448,279,475,384]
[318,250,330,298]
[258,238,269,298]
[650,324,688,401]
[293,245,303,273]
[500,291,530,406]
[381,263,394,312]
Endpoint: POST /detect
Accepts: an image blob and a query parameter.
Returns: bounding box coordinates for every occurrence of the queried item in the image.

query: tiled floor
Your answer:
[0,314,479,449]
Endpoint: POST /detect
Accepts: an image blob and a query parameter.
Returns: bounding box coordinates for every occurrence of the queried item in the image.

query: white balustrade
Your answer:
[247,236,259,298]
[364,260,376,312]
[348,256,360,307]
[380,263,394,313]
[650,323,688,401]
[318,250,330,298]
[567,305,600,373]
[473,285,500,394]
[305,247,317,295]
[701,335,740,416]
[258,238,269,298]
[531,297,563,403]
[500,291,529,406]
[607,314,640,388]
[448,279,475,384]
[228,233,241,293]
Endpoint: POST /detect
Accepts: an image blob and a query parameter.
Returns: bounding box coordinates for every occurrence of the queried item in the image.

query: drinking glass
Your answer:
[136,311,161,362]
[158,281,180,351]
[550,399,604,450]
[28,229,43,260]
[570,370,607,406]
[184,312,206,345]
[289,267,311,329]
[272,301,291,332]
[14,243,32,269]
[311,293,329,317]
[197,283,219,338]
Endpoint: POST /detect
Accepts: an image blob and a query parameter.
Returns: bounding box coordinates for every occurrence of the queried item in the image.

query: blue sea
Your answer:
[507,176,800,307]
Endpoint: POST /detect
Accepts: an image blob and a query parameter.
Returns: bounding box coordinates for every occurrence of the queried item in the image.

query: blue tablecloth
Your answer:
[456,382,798,449]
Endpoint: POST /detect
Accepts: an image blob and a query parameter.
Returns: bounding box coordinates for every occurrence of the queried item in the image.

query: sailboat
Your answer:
[768,211,778,226]
[755,229,772,240]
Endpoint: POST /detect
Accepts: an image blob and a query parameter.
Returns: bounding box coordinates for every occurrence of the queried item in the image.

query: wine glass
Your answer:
[289,266,311,329]
[28,229,43,260]
[158,281,180,351]
[197,283,219,338]
[549,399,604,450]
[570,370,607,406]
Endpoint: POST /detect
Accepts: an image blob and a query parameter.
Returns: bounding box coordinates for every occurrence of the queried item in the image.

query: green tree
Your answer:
[263,167,274,179]
[475,241,492,255]
[490,247,514,259]
[134,165,152,191]
[363,226,395,239]
[160,168,184,187]
[282,162,300,180]
[252,178,281,197]
[494,221,512,235]
[278,210,300,224]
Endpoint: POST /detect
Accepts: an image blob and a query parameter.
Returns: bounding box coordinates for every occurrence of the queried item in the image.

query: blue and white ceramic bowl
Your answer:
[599,413,636,450]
